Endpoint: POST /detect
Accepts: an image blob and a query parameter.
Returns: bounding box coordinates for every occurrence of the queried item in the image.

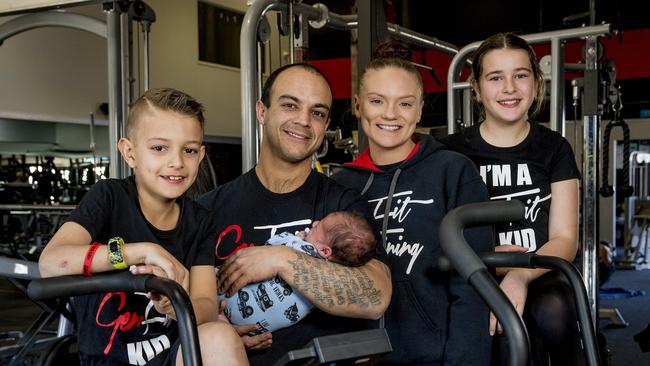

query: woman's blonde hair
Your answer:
[358,38,423,99]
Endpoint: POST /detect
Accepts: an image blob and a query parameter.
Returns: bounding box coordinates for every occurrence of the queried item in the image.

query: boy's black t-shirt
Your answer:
[67,176,215,365]
[198,169,386,366]
[443,123,580,252]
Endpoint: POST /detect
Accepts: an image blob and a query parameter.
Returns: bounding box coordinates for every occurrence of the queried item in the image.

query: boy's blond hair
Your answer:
[127,88,205,139]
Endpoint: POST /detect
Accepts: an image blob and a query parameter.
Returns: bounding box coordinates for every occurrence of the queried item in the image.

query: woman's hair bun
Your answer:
[372,38,412,61]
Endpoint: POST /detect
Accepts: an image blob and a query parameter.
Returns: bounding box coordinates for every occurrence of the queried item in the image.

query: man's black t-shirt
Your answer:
[444,123,580,252]
[67,176,215,365]
[198,169,385,366]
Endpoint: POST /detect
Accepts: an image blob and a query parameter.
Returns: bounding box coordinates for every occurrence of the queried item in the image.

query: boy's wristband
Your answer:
[108,236,128,270]
[83,243,102,276]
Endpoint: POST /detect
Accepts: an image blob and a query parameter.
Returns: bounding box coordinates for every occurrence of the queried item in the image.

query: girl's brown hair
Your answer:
[471,32,546,120]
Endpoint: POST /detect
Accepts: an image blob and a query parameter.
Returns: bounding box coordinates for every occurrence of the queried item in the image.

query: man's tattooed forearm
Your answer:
[288,253,382,309]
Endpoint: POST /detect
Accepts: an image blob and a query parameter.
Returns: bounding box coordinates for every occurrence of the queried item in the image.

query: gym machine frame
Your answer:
[24,201,601,366]
[27,271,203,366]
[0,1,155,363]
[239,0,460,173]
[0,0,155,180]
[439,200,600,366]
[445,24,611,327]
[24,269,395,366]
[618,151,650,270]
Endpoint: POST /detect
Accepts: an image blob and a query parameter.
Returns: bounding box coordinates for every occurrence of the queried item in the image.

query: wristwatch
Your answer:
[108,236,128,270]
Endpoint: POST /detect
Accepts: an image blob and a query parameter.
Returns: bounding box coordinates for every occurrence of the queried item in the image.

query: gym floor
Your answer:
[599,268,650,365]
[1,268,648,365]
[0,277,56,364]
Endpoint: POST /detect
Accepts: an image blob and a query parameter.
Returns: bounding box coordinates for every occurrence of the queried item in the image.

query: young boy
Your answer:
[38,88,248,366]
[220,211,376,333]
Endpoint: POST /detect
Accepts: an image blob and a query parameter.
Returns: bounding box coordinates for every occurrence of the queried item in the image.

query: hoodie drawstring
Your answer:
[371,168,401,329]
[381,168,401,250]
[360,173,374,196]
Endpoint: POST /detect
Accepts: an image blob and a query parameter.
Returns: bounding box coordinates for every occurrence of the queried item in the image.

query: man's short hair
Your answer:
[127,87,205,138]
[260,63,333,108]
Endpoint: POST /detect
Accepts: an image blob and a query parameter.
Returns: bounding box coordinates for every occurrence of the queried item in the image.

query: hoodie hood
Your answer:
[344,133,447,173]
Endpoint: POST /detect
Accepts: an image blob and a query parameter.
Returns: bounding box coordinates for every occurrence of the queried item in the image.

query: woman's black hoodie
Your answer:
[333,133,494,365]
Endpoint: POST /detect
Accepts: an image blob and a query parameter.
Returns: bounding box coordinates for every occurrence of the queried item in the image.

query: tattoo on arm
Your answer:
[288,253,383,309]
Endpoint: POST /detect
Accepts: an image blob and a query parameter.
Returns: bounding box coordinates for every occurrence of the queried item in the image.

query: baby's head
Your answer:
[118,88,206,200]
[305,211,377,267]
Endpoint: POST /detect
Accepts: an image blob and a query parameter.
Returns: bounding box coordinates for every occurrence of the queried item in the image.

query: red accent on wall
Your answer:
[310,28,650,100]
[309,58,352,100]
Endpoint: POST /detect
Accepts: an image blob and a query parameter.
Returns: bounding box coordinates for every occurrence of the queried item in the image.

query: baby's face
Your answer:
[303,219,324,244]
[303,215,339,260]
[305,213,341,245]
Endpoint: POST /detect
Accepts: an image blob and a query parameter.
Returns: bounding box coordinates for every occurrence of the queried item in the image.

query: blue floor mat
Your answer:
[600,287,646,299]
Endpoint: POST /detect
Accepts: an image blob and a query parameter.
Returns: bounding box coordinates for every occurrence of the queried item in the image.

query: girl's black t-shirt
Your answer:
[444,122,580,252]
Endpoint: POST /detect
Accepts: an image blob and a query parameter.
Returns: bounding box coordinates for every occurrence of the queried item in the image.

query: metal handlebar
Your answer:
[28,271,202,366]
[473,253,599,365]
[439,200,530,366]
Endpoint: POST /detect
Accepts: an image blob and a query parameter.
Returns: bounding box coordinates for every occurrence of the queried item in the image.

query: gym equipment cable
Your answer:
[600,84,633,198]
